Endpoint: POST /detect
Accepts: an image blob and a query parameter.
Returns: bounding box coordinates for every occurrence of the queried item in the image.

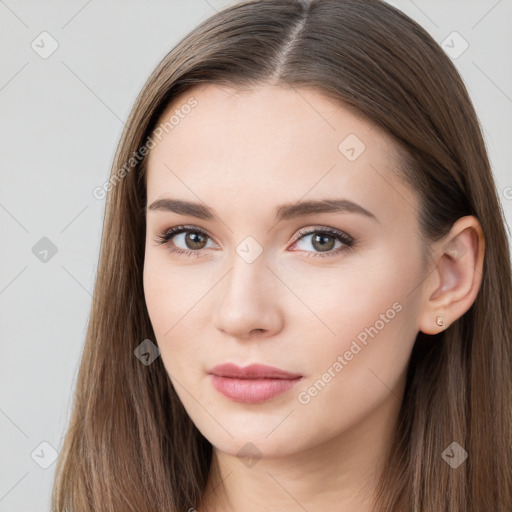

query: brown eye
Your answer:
[183,232,208,250]
[154,226,215,257]
[290,227,355,258]
[310,233,336,252]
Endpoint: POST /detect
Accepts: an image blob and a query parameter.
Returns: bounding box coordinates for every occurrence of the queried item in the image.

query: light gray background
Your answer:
[1,1,511,510]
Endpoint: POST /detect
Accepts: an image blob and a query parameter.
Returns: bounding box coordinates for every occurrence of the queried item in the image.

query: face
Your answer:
[143,83,427,459]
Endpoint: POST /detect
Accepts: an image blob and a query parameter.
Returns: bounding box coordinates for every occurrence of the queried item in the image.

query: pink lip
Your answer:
[208,363,303,403]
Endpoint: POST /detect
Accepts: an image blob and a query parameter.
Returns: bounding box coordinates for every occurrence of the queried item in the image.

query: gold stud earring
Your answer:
[436,316,444,327]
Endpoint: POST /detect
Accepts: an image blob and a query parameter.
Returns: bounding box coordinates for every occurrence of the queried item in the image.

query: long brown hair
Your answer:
[51,1,512,510]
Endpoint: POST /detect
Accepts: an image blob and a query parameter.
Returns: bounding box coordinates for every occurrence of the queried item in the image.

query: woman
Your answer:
[52,0,512,511]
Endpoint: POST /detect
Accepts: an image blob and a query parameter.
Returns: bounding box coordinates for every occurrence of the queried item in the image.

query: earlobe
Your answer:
[418,216,485,335]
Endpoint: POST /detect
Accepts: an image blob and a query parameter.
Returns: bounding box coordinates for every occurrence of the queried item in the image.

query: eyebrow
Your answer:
[147,197,378,223]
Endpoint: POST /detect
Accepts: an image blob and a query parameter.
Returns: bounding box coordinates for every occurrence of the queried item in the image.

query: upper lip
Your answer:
[209,363,302,379]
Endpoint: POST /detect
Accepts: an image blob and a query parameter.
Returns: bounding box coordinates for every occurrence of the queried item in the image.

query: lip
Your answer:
[208,363,303,403]
[209,363,302,379]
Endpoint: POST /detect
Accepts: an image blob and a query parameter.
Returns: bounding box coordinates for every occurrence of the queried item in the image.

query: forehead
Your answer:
[148,83,377,165]
[145,83,417,225]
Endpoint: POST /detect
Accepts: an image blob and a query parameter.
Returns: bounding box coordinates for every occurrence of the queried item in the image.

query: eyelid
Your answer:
[291,225,354,244]
[154,224,355,258]
[154,224,217,247]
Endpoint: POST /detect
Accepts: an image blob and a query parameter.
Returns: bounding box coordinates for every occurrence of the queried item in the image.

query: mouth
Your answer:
[208,363,303,403]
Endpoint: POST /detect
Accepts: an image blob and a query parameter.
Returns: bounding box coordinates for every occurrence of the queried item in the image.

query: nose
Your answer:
[213,254,284,340]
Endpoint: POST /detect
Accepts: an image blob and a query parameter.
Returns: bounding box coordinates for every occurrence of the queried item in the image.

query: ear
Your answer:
[418,216,485,335]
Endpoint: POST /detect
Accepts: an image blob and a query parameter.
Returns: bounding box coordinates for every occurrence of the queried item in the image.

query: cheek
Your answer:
[142,253,210,377]
[143,249,203,335]
[293,248,422,412]
[143,255,170,335]
[293,298,416,448]
[284,251,415,346]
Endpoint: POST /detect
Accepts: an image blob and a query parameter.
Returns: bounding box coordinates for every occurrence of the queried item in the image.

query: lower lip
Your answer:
[209,375,302,403]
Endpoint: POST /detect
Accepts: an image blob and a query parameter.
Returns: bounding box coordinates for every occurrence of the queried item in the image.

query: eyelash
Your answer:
[153,225,355,259]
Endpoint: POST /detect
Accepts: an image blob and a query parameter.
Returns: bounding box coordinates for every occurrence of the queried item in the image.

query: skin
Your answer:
[142,83,485,512]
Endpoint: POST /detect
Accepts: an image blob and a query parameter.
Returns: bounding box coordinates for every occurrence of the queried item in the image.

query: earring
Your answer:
[436,316,444,327]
